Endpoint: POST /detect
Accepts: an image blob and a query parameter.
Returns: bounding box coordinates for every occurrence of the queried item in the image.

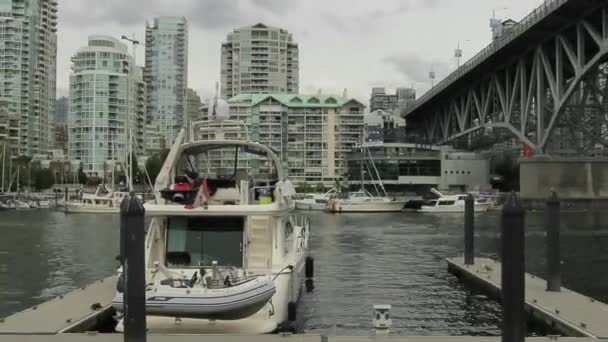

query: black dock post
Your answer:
[464,193,475,265]
[546,191,561,292]
[121,192,146,342]
[501,192,525,342]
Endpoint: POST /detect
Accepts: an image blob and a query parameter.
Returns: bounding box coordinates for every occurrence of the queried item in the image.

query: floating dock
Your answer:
[0,276,117,334]
[0,266,605,341]
[447,257,608,339]
[0,336,599,342]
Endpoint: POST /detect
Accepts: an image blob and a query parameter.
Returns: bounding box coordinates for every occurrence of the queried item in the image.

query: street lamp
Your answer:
[455,40,471,69]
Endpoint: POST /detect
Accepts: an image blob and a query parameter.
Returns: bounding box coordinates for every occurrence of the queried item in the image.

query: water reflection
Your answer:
[1,209,608,336]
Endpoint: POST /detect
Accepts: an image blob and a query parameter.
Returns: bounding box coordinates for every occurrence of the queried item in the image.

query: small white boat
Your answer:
[15,200,30,210]
[328,190,405,212]
[64,185,129,214]
[28,201,39,209]
[113,273,276,320]
[328,142,405,213]
[418,188,490,213]
[295,188,338,210]
[38,200,51,208]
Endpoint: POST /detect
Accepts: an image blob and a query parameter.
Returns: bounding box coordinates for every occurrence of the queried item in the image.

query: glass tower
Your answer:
[0,0,57,156]
[144,16,188,151]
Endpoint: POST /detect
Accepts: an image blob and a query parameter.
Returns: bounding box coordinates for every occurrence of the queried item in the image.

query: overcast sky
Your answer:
[57,0,546,105]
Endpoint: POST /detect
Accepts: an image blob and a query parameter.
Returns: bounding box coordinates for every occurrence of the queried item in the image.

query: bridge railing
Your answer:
[404,0,568,116]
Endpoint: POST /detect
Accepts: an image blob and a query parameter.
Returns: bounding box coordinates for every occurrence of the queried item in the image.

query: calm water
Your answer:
[2,209,608,336]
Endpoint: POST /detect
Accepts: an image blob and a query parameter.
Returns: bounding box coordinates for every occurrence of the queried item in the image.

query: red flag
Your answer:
[185,178,209,209]
[522,143,534,157]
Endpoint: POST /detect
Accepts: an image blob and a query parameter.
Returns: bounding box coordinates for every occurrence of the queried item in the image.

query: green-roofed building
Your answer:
[203,93,365,185]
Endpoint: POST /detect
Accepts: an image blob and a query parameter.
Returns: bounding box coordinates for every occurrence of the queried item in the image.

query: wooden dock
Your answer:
[0,336,599,342]
[447,257,608,339]
[0,276,117,334]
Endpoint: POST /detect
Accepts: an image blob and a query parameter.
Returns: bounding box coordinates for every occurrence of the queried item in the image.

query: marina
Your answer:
[2,204,608,338]
[2,0,608,340]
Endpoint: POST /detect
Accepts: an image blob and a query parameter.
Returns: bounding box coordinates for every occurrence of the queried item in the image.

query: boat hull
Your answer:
[295,200,327,211]
[113,277,276,320]
[418,203,490,213]
[64,203,120,214]
[329,201,405,212]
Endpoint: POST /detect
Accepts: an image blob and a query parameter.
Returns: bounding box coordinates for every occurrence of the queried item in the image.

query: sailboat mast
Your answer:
[1,144,5,192]
[128,129,133,191]
[360,132,364,192]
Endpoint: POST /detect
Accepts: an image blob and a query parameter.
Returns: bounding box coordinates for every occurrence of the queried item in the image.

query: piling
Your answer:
[120,192,146,342]
[464,193,474,265]
[501,192,526,342]
[546,191,561,292]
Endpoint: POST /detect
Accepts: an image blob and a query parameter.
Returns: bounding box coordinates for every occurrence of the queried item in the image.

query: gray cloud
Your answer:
[60,0,296,31]
[250,0,299,15]
[384,54,452,85]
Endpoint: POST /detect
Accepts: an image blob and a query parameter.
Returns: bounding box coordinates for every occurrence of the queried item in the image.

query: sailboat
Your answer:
[328,143,405,213]
[112,93,310,334]
[64,134,134,214]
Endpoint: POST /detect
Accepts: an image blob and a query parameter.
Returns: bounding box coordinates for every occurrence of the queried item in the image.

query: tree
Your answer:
[145,149,170,185]
[32,168,54,190]
[314,182,325,193]
[77,167,87,185]
[296,182,313,193]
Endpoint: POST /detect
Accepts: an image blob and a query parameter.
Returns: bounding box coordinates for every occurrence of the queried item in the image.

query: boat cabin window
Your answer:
[458,196,467,200]
[438,200,455,206]
[166,216,244,268]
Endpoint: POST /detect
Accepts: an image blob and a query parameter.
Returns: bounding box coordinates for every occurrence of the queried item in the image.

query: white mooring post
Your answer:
[372,304,392,335]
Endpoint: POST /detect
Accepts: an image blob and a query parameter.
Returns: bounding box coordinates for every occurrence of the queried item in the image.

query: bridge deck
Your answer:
[447,257,608,338]
[403,0,575,118]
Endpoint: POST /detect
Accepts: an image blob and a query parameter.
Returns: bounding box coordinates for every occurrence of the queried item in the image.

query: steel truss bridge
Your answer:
[403,0,608,154]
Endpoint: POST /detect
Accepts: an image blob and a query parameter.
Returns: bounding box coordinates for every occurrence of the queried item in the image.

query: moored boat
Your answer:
[295,188,338,210]
[418,188,490,213]
[112,117,310,334]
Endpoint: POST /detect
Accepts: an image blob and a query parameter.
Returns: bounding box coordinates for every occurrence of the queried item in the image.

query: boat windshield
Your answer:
[179,144,279,183]
[165,216,244,268]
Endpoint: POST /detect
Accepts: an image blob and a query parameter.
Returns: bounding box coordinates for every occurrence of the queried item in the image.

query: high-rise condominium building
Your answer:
[203,94,364,185]
[145,17,188,149]
[221,23,299,99]
[186,88,202,124]
[370,87,416,113]
[68,36,146,177]
[0,0,57,157]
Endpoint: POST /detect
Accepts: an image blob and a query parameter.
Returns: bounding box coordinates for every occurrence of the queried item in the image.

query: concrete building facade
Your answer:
[0,0,57,157]
[68,35,145,177]
[202,94,364,185]
[221,23,299,99]
[347,143,490,193]
[0,109,19,156]
[369,87,416,113]
[145,17,188,148]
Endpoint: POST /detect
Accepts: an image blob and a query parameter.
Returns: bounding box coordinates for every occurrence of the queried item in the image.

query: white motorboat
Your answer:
[113,118,310,334]
[328,190,406,212]
[14,200,30,210]
[418,188,490,213]
[64,185,129,214]
[38,200,51,208]
[28,200,39,209]
[295,188,338,210]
